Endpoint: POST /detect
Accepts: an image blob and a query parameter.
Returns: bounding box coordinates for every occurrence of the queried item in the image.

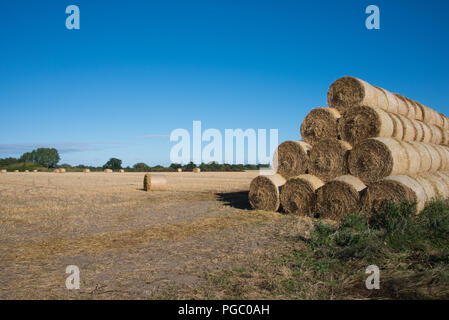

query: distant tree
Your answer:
[169,163,182,170]
[19,148,60,168]
[0,157,19,167]
[133,162,150,172]
[184,162,197,171]
[103,158,122,170]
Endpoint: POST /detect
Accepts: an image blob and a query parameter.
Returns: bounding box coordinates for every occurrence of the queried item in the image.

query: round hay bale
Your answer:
[249,174,286,212]
[434,145,448,171]
[143,174,168,192]
[309,139,352,181]
[119,169,125,173]
[411,120,424,142]
[377,87,399,113]
[423,174,449,199]
[83,169,90,173]
[415,176,437,203]
[338,106,394,145]
[361,175,426,217]
[59,168,66,173]
[273,141,310,179]
[441,113,449,130]
[315,175,366,221]
[193,168,201,173]
[429,125,444,145]
[14,170,19,173]
[348,138,408,184]
[104,169,113,173]
[300,107,341,145]
[177,168,182,172]
[25,170,29,173]
[408,142,432,172]
[53,169,59,173]
[33,169,38,173]
[402,142,423,176]
[389,113,404,141]
[420,122,432,143]
[280,174,324,216]
[327,76,379,113]
[394,93,415,118]
[395,114,415,142]
[1,169,7,174]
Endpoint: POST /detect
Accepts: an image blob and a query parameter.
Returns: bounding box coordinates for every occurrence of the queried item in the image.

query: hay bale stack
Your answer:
[143,173,168,191]
[104,169,113,173]
[273,141,310,179]
[348,138,449,184]
[308,139,352,181]
[315,175,367,221]
[300,107,341,145]
[280,174,324,216]
[83,169,90,173]
[1,169,7,174]
[193,168,201,173]
[327,76,449,128]
[249,174,286,212]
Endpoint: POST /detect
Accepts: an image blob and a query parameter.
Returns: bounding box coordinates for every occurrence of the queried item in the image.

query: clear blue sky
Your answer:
[1,0,448,166]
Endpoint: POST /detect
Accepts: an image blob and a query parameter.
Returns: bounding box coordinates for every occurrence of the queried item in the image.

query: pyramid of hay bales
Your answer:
[249,76,449,221]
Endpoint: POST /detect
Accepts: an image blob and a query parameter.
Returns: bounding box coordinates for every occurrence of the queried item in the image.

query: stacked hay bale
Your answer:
[249,76,449,222]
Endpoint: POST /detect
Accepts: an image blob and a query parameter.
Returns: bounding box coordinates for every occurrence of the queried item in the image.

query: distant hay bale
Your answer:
[280,174,324,216]
[59,168,66,173]
[249,174,286,212]
[300,107,341,145]
[53,169,59,173]
[361,175,426,216]
[119,169,125,173]
[177,168,182,172]
[25,170,29,173]
[308,139,352,181]
[14,170,19,173]
[327,76,449,128]
[33,169,38,173]
[348,138,448,184]
[1,169,7,174]
[193,168,201,173]
[143,173,168,191]
[273,141,310,179]
[83,169,90,173]
[104,169,113,173]
[315,175,367,221]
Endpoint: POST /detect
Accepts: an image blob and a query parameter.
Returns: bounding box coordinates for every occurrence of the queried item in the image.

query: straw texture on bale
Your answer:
[143,173,168,192]
[193,168,201,173]
[348,138,449,184]
[314,175,367,221]
[361,175,427,216]
[249,174,286,212]
[274,141,310,179]
[327,76,449,128]
[104,169,113,173]
[280,174,324,216]
[308,139,352,181]
[300,107,341,145]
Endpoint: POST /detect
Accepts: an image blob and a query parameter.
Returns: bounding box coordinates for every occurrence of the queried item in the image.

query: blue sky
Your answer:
[1,0,448,166]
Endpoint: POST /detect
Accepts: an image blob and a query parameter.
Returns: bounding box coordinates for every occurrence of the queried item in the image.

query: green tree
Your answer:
[19,148,60,168]
[133,162,150,172]
[103,158,122,170]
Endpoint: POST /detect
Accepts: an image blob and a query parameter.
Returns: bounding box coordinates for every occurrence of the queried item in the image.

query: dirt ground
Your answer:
[0,171,297,299]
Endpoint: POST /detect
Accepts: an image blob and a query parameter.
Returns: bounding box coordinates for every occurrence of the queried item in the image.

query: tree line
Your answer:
[0,149,268,172]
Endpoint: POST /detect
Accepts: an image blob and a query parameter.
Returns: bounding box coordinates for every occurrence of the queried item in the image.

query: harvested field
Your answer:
[0,171,300,299]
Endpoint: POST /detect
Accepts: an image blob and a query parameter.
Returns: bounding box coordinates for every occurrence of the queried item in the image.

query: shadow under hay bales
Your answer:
[216,191,251,209]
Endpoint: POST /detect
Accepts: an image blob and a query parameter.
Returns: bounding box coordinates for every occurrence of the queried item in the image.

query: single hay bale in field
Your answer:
[193,168,201,173]
[119,169,125,173]
[308,139,352,181]
[24,170,29,173]
[315,175,366,221]
[14,170,19,173]
[280,174,324,216]
[1,169,7,173]
[361,175,426,217]
[177,168,182,172]
[53,169,59,173]
[83,169,90,173]
[300,107,341,145]
[104,169,113,173]
[143,173,168,191]
[59,168,66,173]
[33,169,38,173]
[338,106,394,145]
[273,141,310,179]
[249,174,286,212]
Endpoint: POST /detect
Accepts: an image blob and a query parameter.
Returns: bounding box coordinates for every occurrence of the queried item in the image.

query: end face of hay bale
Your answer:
[280,174,324,216]
[249,174,286,212]
[309,138,352,181]
[327,76,371,112]
[314,175,366,221]
[300,107,340,145]
[143,173,151,191]
[273,141,310,179]
[177,168,182,172]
